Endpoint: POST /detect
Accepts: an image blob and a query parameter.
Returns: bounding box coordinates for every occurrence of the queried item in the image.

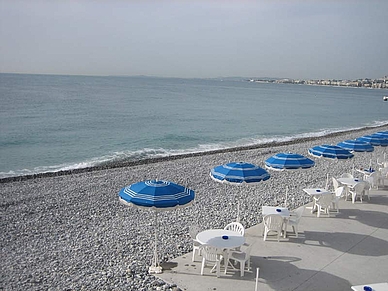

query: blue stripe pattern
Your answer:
[119,180,195,209]
[337,140,374,152]
[374,131,388,139]
[210,162,270,184]
[265,153,315,170]
[308,144,354,160]
[356,134,388,147]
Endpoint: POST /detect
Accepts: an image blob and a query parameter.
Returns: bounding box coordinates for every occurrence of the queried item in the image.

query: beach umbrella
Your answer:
[357,135,388,166]
[210,162,270,222]
[265,153,315,171]
[337,140,374,153]
[308,144,354,188]
[373,131,388,139]
[265,153,315,206]
[356,135,388,147]
[337,140,375,173]
[119,179,195,274]
[308,144,354,160]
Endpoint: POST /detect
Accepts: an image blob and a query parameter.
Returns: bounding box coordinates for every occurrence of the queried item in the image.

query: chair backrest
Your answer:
[224,222,245,236]
[341,173,354,178]
[203,245,219,262]
[243,242,254,258]
[335,186,344,198]
[363,180,371,190]
[316,193,333,208]
[292,206,304,223]
[332,177,340,190]
[353,182,366,194]
[263,214,284,231]
[189,225,201,239]
[364,174,374,188]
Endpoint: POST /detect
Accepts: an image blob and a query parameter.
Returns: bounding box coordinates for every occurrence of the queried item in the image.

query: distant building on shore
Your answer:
[249,76,388,89]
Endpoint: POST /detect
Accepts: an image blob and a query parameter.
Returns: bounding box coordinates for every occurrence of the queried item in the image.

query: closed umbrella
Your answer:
[210,162,270,222]
[119,180,195,273]
[265,153,315,206]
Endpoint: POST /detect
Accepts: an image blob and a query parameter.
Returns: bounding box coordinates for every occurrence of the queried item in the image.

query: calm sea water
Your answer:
[1,73,387,178]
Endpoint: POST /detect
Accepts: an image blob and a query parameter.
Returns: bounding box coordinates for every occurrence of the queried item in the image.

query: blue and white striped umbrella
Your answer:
[356,135,388,147]
[308,144,354,160]
[119,180,194,273]
[210,162,270,184]
[265,153,315,171]
[210,162,270,221]
[337,140,374,152]
[119,180,195,210]
[374,131,388,139]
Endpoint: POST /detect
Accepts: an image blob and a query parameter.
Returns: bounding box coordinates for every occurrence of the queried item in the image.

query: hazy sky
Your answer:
[1,0,387,79]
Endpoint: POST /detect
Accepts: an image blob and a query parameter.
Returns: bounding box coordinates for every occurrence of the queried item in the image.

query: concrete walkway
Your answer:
[156,188,388,291]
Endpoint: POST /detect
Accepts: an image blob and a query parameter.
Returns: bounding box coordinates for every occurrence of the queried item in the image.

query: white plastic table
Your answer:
[337,177,364,188]
[262,206,290,237]
[351,282,388,291]
[303,188,331,212]
[337,177,364,200]
[355,168,375,178]
[196,229,245,274]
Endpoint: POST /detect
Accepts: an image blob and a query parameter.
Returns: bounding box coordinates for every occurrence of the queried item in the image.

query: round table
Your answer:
[196,229,245,274]
[196,229,245,249]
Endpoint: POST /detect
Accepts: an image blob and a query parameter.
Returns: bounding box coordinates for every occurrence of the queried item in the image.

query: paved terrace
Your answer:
[156,188,388,291]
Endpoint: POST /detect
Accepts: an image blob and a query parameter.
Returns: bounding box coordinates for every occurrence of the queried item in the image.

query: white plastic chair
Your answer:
[286,206,304,238]
[228,243,254,277]
[363,180,371,201]
[200,246,222,277]
[315,194,333,217]
[263,214,284,242]
[367,172,378,189]
[331,186,344,213]
[189,225,203,262]
[349,182,366,203]
[224,222,245,236]
[377,167,388,188]
[332,177,340,192]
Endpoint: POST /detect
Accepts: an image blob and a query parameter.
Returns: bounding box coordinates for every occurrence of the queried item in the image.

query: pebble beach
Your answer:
[1,125,387,291]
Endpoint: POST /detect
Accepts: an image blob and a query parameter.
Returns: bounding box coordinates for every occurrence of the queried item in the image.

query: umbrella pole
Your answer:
[149,212,162,274]
[284,186,288,207]
[237,200,240,223]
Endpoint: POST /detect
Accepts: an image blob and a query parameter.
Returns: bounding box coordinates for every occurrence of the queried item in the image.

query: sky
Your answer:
[1,0,387,80]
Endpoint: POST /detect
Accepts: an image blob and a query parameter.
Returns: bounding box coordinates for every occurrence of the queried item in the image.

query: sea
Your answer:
[1,73,387,179]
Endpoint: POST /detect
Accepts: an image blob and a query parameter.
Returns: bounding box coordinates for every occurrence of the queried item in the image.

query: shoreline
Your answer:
[1,123,387,184]
[1,124,388,290]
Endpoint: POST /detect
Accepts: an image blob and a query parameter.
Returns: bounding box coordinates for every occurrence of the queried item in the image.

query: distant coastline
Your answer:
[247,75,388,89]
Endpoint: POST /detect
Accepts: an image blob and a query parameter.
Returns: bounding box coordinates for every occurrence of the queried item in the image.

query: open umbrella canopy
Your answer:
[119,180,195,211]
[210,162,270,184]
[308,144,354,160]
[374,131,388,139]
[337,140,374,152]
[356,135,388,147]
[265,152,315,171]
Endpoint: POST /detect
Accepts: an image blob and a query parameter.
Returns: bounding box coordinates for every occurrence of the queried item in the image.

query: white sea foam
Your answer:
[2,121,387,179]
